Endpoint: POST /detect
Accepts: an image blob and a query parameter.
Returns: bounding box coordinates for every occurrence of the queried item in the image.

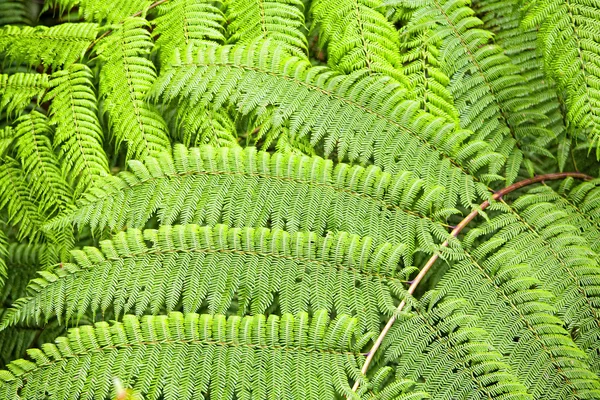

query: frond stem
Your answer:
[352,171,593,392]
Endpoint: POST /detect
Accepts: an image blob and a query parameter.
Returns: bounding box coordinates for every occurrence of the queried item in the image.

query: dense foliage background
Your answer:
[1,0,600,399]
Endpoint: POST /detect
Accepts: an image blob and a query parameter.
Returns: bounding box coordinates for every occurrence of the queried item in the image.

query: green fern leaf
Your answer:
[227,0,308,58]
[47,64,110,196]
[153,0,227,64]
[45,145,459,264]
[0,311,427,400]
[13,112,72,214]
[96,17,170,159]
[0,23,97,69]
[383,296,532,400]
[311,0,408,85]
[150,42,505,191]
[0,158,43,240]
[522,0,600,157]
[0,73,48,119]
[166,105,240,148]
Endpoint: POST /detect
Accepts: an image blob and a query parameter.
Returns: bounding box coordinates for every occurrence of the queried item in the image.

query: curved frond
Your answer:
[227,0,308,58]
[311,0,407,84]
[151,42,505,192]
[153,0,227,64]
[383,297,532,400]
[0,158,43,240]
[463,193,600,374]
[47,64,109,196]
[0,73,48,119]
[167,105,239,148]
[45,144,458,264]
[0,23,97,69]
[96,17,170,159]
[523,0,600,156]
[0,224,415,332]
[400,0,552,183]
[13,112,72,214]
[0,310,427,400]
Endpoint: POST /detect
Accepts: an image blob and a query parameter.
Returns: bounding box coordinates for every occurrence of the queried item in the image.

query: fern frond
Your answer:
[311,0,407,84]
[399,27,459,123]
[400,0,552,183]
[47,64,109,196]
[227,0,308,58]
[522,0,600,156]
[96,17,170,159]
[383,296,532,400]
[13,112,72,214]
[463,194,600,374]
[434,247,600,398]
[0,23,97,69]
[45,144,461,265]
[0,0,31,26]
[0,311,427,400]
[43,0,152,23]
[153,0,227,64]
[151,42,505,191]
[0,229,6,289]
[0,224,416,332]
[473,0,569,170]
[0,73,47,119]
[167,104,239,148]
[0,158,43,240]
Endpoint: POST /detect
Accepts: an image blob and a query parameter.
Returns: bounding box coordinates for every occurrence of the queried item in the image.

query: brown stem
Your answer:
[85,0,170,53]
[352,171,593,392]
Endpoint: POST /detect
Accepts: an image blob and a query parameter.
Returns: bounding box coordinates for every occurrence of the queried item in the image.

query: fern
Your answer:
[0,23,97,69]
[0,310,427,400]
[227,0,309,58]
[0,73,48,119]
[522,0,600,156]
[2,1,600,399]
[47,63,109,196]
[96,17,170,159]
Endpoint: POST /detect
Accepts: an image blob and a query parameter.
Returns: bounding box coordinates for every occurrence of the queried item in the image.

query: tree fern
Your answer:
[227,0,308,58]
[2,1,600,399]
[0,311,428,400]
[96,17,170,160]
[0,23,97,69]
[522,0,600,156]
[47,63,109,196]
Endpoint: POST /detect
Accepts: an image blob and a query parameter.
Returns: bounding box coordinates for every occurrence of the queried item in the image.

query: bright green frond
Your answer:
[0,0,31,26]
[44,0,152,23]
[0,73,48,119]
[0,224,414,332]
[0,158,43,240]
[12,112,72,214]
[383,297,532,400]
[464,193,600,374]
[399,26,459,123]
[167,104,240,148]
[399,0,552,183]
[153,0,227,64]
[227,0,308,58]
[47,64,109,196]
[0,229,6,289]
[311,0,407,84]
[0,23,97,69]
[0,311,426,400]
[150,42,505,191]
[45,144,460,264]
[96,17,170,159]
[522,0,600,157]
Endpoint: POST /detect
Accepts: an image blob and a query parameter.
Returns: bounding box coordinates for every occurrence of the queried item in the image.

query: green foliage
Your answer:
[1,0,600,399]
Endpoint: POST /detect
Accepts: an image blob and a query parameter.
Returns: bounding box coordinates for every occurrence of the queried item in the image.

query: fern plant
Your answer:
[1,0,600,399]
